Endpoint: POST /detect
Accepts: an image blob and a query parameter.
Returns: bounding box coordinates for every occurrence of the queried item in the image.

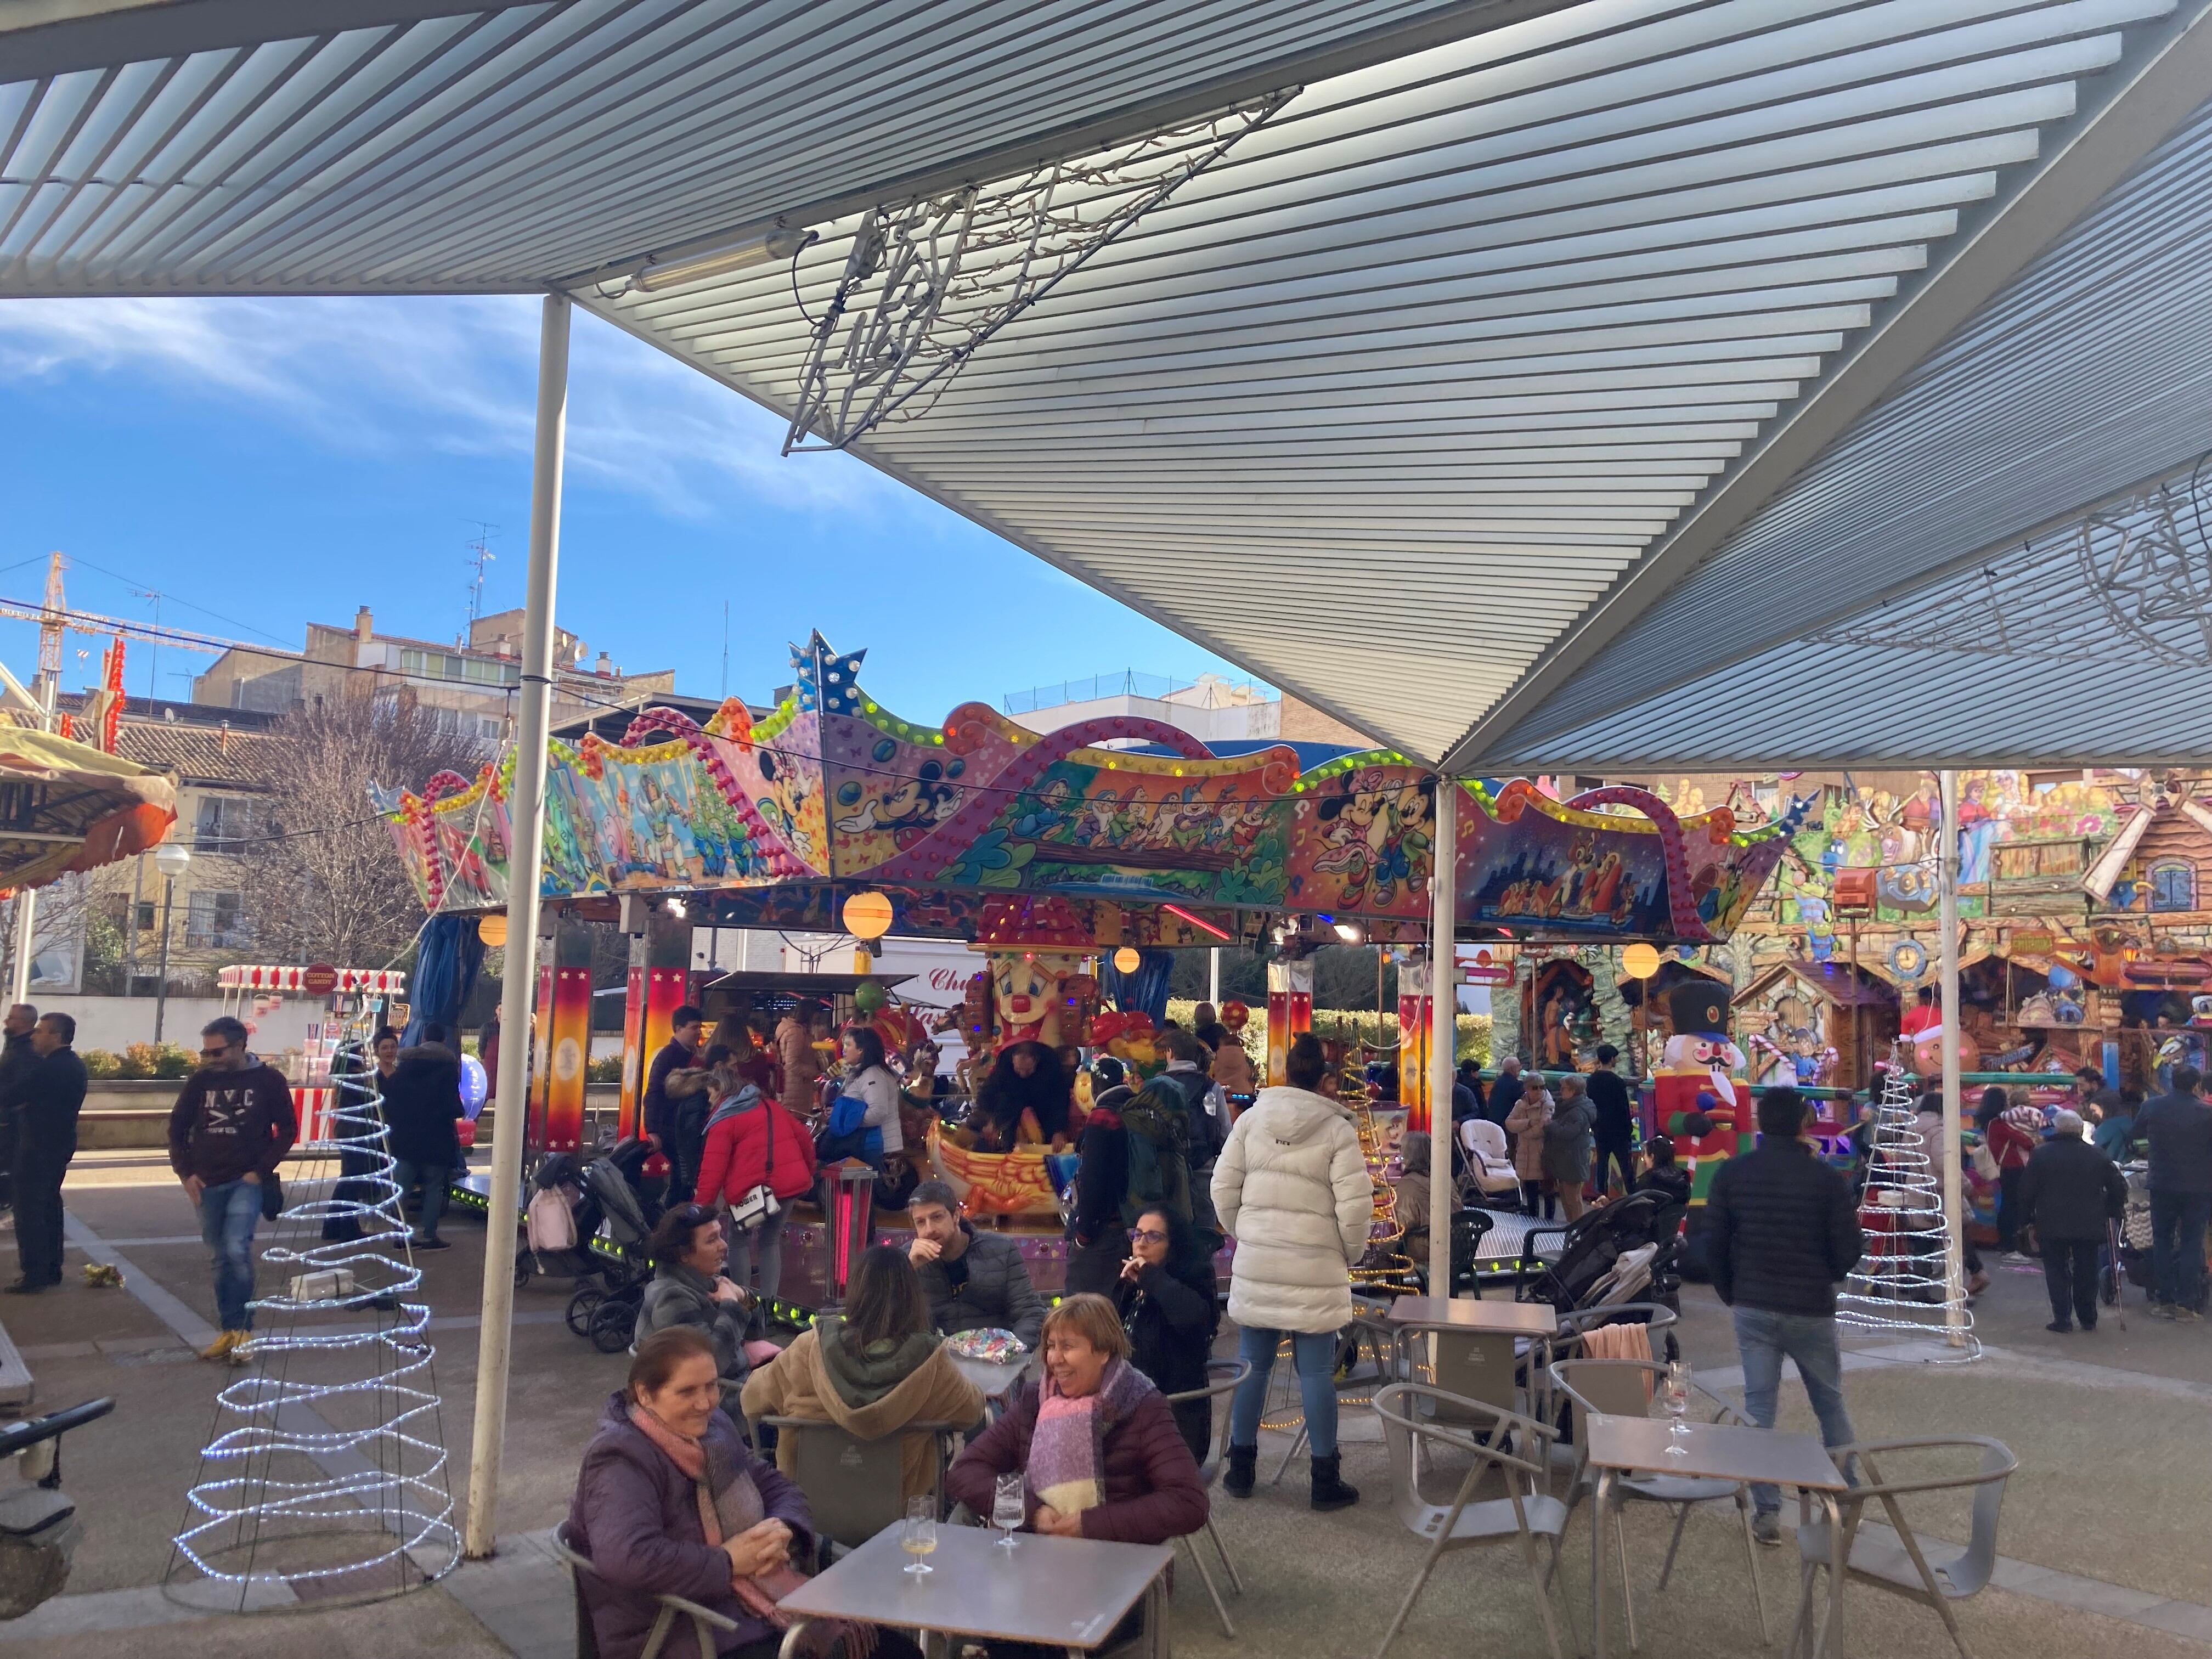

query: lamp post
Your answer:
[152,841,191,1042]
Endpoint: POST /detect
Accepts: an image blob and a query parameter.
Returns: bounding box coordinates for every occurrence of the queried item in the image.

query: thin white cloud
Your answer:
[0,295,900,520]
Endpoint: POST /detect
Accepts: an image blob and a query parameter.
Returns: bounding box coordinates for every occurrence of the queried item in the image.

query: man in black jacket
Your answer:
[2021,1109,2129,1334]
[1587,1043,1635,1199]
[1485,1056,1524,1126]
[1707,1085,1863,1543]
[642,1005,706,1192]
[382,1024,464,1250]
[9,1013,87,1294]
[2136,1064,2212,1318]
[0,1002,37,1222]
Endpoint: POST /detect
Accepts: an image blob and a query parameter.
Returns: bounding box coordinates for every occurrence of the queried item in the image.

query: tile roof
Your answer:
[109,719,276,788]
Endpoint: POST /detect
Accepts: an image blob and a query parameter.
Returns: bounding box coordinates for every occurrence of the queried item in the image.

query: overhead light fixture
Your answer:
[1334,922,1363,944]
[664,896,687,918]
[634,225,819,293]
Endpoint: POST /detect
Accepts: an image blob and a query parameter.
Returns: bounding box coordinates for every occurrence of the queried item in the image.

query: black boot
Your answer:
[1223,1443,1257,1498]
[1310,1452,1360,1512]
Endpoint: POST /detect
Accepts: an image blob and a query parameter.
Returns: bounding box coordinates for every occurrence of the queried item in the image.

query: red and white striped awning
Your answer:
[217,966,407,994]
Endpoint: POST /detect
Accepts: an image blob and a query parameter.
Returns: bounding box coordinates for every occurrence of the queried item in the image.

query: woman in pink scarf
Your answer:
[568,1329,922,1659]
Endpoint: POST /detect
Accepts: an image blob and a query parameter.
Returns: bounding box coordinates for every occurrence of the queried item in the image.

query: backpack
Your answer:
[526,1186,577,1252]
[1120,1082,1223,1254]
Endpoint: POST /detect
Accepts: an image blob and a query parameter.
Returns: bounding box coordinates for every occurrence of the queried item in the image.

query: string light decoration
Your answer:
[167,1040,459,1606]
[1836,1063,1982,1363]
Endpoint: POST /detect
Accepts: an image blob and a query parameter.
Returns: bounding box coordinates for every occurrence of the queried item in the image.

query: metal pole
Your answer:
[7,676,52,1007]
[465,294,568,1559]
[1209,946,1220,1008]
[1428,773,1457,1297]
[1938,769,1966,1346]
[153,876,176,1041]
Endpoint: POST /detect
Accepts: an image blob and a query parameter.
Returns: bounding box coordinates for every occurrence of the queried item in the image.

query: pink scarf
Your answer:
[628,1403,874,1659]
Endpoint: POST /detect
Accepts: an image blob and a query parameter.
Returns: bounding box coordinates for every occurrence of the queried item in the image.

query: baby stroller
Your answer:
[2112,1162,2154,1299]
[565,1146,659,1353]
[1512,1192,1680,1316]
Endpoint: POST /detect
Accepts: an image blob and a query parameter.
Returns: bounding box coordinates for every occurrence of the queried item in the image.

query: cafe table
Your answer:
[1583,1414,1849,1659]
[1387,1294,1559,1417]
[777,1520,1175,1658]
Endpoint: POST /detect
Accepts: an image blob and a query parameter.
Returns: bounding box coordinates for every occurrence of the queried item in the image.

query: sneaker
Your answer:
[2001,1252,2032,1266]
[1753,1513,1784,1548]
[411,1235,452,1251]
[2177,1307,2204,1323]
[2149,1302,2180,1319]
[199,1329,241,1362]
[2045,1321,2073,1334]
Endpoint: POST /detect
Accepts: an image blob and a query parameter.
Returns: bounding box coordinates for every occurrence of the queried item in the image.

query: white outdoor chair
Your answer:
[1458,1119,1522,1204]
[1370,1381,1574,1659]
[1159,1357,1252,1639]
[1550,1356,1769,1650]
[1791,1436,2018,1659]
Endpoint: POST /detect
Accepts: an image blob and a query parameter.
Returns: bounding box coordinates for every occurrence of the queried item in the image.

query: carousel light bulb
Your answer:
[1113,947,1142,974]
[1334,923,1362,944]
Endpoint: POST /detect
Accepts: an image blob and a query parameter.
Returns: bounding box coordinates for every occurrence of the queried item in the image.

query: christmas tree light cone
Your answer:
[165,1041,460,1609]
[1837,1065,1982,1363]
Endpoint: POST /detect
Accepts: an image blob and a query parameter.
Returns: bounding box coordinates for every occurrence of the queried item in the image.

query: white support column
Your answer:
[7,677,52,1007]
[1209,946,1220,1007]
[465,294,569,1559]
[1939,769,1966,1346]
[1428,774,1458,1297]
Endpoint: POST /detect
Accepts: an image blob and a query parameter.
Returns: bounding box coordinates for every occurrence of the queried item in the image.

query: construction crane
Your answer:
[0,586,290,670]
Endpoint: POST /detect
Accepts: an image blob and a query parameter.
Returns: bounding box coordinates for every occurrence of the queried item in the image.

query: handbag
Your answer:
[1968,1137,2000,1183]
[259,1173,285,1222]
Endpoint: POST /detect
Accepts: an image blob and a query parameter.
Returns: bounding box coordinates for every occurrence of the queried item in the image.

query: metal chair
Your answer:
[1534,1302,1679,1430]
[757,1416,965,1552]
[1550,1356,1769,1650]
[1160,1356,1253,1638]
[554,1522,742,1659]
[1790,1437,2018,1659]
[1370,1381,1573,1659]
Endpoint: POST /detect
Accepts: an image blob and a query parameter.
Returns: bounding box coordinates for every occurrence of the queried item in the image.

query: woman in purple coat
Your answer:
[567,1328,921,1659]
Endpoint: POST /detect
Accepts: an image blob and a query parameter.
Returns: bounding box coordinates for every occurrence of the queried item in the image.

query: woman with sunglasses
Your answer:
[1114,1205,1218,1462]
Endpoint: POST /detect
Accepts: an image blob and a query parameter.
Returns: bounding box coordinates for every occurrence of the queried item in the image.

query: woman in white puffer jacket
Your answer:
[1211,1034,1372,1511]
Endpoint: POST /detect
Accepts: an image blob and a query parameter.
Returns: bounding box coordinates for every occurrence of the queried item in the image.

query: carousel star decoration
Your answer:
[789,631,866,715]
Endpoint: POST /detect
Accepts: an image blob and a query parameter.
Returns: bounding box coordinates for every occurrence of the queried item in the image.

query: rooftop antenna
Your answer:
[465,522,499,630]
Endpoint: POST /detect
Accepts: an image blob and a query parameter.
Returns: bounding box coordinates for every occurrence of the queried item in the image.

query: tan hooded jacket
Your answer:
[740,1318,987,1498]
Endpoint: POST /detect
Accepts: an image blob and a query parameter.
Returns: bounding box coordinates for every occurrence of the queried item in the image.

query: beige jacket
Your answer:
[1504,1084,1554,1182]
[740,1322,986,1499]
[774,1017,820,1114]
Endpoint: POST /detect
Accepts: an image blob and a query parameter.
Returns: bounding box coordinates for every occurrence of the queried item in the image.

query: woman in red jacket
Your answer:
[946,1290,1206,1562]
[693,1079,816,1302]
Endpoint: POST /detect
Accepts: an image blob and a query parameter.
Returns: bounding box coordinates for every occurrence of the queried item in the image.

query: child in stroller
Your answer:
[546,1138,662,1350]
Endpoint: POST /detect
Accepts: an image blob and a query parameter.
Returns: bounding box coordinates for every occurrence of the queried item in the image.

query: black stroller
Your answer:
[1512,1192,1681,1316]
[563,1142,659,1353]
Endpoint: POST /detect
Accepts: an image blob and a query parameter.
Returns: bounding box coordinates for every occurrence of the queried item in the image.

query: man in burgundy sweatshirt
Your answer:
[168,1015,297,1361]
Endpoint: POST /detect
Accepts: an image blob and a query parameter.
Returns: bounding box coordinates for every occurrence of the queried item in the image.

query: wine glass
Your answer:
[1661,1360,1692,1457]
[901,1496,937,1576]
[992,1473,1024,1550]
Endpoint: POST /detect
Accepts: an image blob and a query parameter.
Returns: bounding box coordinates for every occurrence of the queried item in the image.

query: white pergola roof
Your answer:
[8,0,2212,769]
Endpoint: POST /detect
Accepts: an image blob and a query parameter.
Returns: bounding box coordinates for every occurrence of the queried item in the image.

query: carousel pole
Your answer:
[466,294,569,1559]
[1209,946,1220,1007]
[6,675,52,1006]
[1939,769,1967,1348]
[1428,772,1458,1297]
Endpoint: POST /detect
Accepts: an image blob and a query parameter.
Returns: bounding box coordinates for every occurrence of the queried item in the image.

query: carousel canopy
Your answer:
[0,725,176,891]
[9,1,2212,768]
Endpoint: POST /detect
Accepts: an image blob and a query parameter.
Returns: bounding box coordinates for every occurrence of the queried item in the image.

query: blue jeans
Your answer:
[1229,1326,1340,1457]
[1731,1307,1857,1515]
[2150,1191,2211,1311]
[392,1159,449,1241]
[199,1177,262,1333]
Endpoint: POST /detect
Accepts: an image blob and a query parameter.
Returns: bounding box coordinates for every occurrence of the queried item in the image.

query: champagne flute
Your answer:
[901,1495,937,1576]
[1662,1360,1692,1456]
[992,1473,1025,1550]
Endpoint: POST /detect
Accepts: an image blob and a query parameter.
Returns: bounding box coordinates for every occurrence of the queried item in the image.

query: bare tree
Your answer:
[242,697,490,968]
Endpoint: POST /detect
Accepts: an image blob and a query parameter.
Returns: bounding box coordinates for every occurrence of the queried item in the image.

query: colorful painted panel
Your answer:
[377,631,1799,944]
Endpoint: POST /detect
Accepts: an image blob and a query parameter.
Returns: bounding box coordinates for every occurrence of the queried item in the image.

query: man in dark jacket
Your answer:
[168,1017,296,1355]
[1156,1029,1224,1166]
[642,1004,705,1190]
[1587,1043,1635,1198]
[382,1023,464,1250]
[7,1012,84,1294]
[1485,1056,1524,1126]
[0,1001,37,1221]
[906,1179,1046,1348]
[1707,1085,1863,1542]
[1065,1058,1136,1296]
[2021,1109,2129,1334]
[2136,1063,2212,1319]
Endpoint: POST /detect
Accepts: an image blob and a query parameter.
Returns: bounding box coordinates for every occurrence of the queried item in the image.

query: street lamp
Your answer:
[152,841,191,1043]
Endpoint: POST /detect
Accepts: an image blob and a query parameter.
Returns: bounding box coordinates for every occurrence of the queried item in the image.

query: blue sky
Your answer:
[0,296,1256,721]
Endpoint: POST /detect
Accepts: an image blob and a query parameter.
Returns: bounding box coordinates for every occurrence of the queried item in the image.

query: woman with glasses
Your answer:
[635,1203,769,1426]
[1114,1206,1219,1462]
